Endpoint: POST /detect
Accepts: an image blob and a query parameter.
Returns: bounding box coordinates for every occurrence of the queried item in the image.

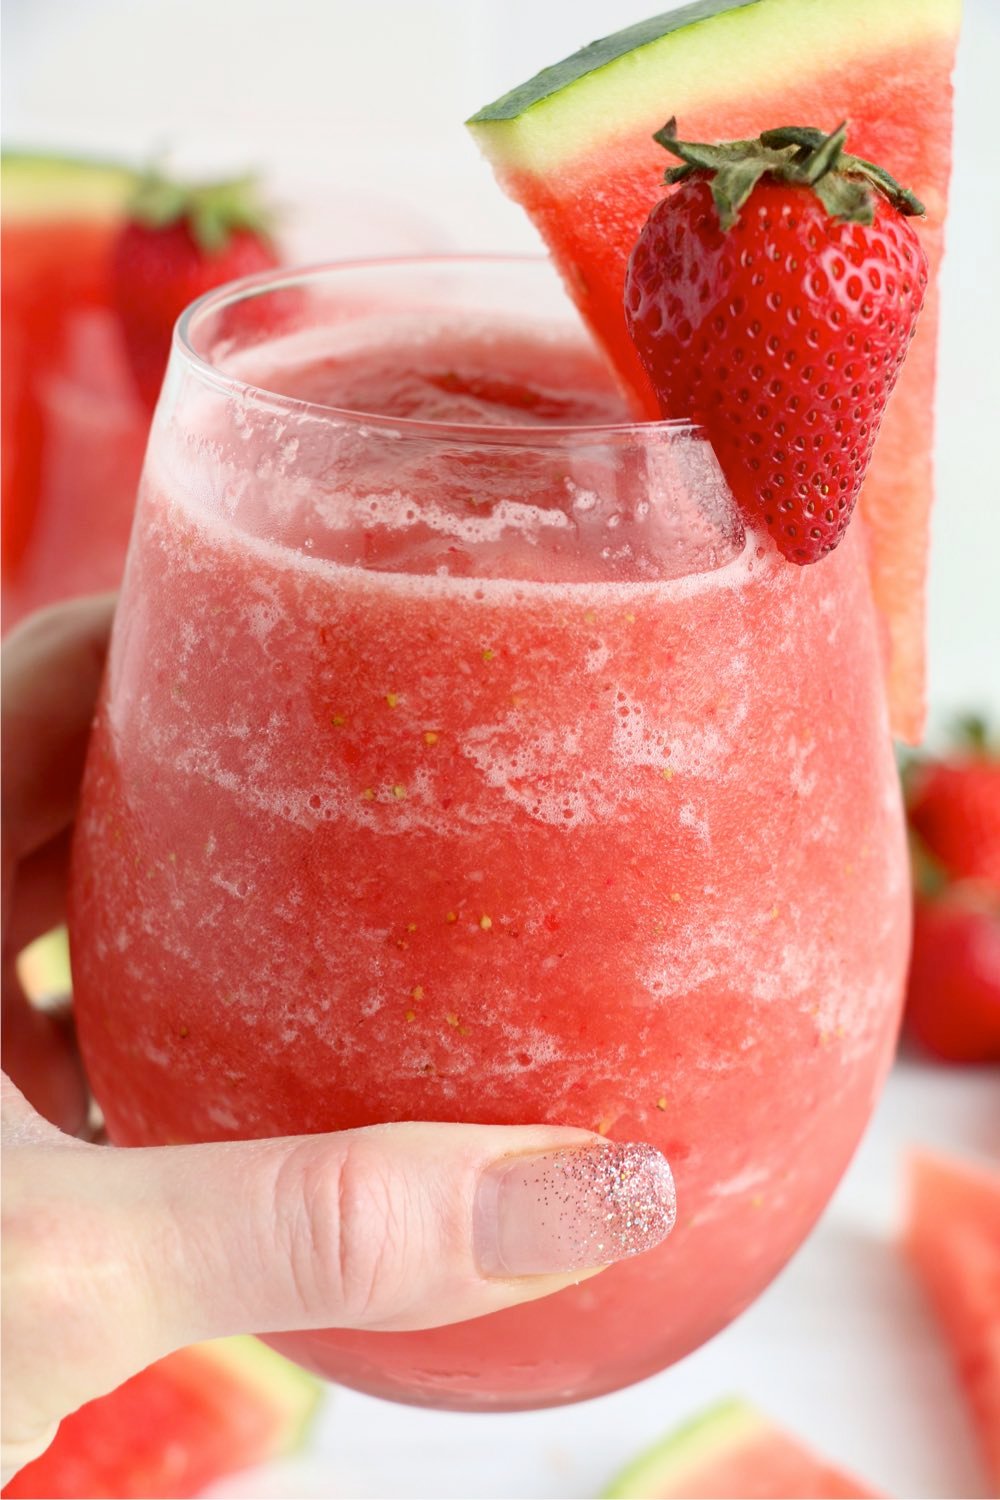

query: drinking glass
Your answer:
[69,257,910,1410]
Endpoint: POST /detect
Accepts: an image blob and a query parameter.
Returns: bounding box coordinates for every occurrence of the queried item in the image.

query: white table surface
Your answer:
[208,1059,998,1500]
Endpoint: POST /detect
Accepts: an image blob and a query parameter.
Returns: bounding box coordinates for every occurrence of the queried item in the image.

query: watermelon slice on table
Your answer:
[903,1150,1000,1492]
[1,1337,321,1500]
[1,152,140,584]
[467,0,961,743]
[601,1399,882,1498]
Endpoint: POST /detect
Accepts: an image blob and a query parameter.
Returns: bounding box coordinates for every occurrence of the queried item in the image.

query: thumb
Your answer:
[121,1121,676,1339]
[3,1084,675,1461]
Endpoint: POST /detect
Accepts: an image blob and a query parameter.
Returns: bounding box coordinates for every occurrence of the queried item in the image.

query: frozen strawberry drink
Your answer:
[70,258,910,1408]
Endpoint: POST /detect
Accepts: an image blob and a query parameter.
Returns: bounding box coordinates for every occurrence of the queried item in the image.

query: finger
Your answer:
[1,974,89,1136]
[3,1113,675,1447]
[1,1076,88,1480]
[2,1071,64,1140]
[1,594,115,868]
[3,831,72,961]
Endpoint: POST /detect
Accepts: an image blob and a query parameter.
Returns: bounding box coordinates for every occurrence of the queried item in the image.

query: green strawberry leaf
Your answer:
[128,168,275,253]
[654,120,924,229]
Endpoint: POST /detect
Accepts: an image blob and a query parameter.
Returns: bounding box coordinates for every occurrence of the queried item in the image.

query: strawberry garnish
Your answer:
[625,122,928,564]
[903,718,1000,1064]
[111,172,279,407]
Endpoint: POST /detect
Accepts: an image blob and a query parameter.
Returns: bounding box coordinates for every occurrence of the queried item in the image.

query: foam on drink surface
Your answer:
[176,317,744,586]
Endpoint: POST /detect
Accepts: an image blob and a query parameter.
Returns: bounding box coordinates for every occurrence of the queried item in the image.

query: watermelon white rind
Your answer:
[470,1,758,125]
[600,1397,883,1498]
[467,0,960,171]
[601,1398,762,1498]
[1,151,138,221]
[195,1337,323,1453]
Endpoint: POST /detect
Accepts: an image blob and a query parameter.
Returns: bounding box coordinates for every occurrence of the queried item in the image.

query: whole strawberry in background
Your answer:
[908,719,1000,889]
[112,172,279,407]
[903,718,1000,1065]
[625,121,928,564]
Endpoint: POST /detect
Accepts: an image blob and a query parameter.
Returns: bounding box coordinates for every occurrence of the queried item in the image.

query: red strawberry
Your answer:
[112,172,279,407]
[905,891,1000,1065]
[907,721,1000,888]
[625,122,928,564]
[903,719,1000,1063]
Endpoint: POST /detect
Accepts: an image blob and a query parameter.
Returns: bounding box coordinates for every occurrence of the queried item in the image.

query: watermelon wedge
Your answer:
[468,0,961,742]
[903,1150,1000,1492]
[601,1399,882,1498]
[1,1337,321,1500]
[1,152,140,586]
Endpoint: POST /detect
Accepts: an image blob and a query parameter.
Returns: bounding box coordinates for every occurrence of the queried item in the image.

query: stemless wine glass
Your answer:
[69,257,910,1411]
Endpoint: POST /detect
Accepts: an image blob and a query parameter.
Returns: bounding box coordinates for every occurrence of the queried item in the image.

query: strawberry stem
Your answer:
[655,120,925,231]
[127,169,275,255]
[952,712,995,756]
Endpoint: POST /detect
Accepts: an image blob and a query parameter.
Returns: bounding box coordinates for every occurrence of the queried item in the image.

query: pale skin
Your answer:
[2,597,675,1485]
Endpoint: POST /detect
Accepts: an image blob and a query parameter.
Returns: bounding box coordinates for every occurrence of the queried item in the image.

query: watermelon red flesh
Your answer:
[1,154,139,582]
[1,220,120,575]
[602,1399,882,1499]
[468,0,961,743]
[1,1339,320,1500]
[903,1151,1000,1491]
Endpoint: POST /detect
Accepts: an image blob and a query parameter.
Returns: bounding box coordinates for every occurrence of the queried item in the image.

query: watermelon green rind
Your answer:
[467,0,961,172]
[468,0,759,123]
[196,1337,323,1453]
[0,1339,323,1500]
[1,150,138,220]
[601,1399,763,1498]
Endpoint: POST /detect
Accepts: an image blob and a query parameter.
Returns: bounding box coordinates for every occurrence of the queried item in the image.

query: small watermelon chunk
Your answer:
[1,151,140,585]
[1,1337,321,1500]
[903,1150,1000,1492]
[602,1399,882,1498]
[468,0,961,742]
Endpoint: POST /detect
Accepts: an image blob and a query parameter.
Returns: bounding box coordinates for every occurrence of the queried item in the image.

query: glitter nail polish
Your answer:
[474,1141,677,1278]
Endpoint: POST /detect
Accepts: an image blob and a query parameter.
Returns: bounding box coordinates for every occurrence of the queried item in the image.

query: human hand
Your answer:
[1,599,677,1485]
[2,594,115,1134]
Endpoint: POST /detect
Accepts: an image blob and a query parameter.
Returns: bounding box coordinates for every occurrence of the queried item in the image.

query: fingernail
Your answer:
[474,1142,676,1278]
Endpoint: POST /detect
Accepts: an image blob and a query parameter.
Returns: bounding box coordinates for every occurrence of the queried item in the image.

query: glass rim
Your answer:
[174,253,703,446]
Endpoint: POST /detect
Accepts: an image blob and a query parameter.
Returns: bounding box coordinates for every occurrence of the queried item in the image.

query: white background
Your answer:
[4,4,998,1498]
